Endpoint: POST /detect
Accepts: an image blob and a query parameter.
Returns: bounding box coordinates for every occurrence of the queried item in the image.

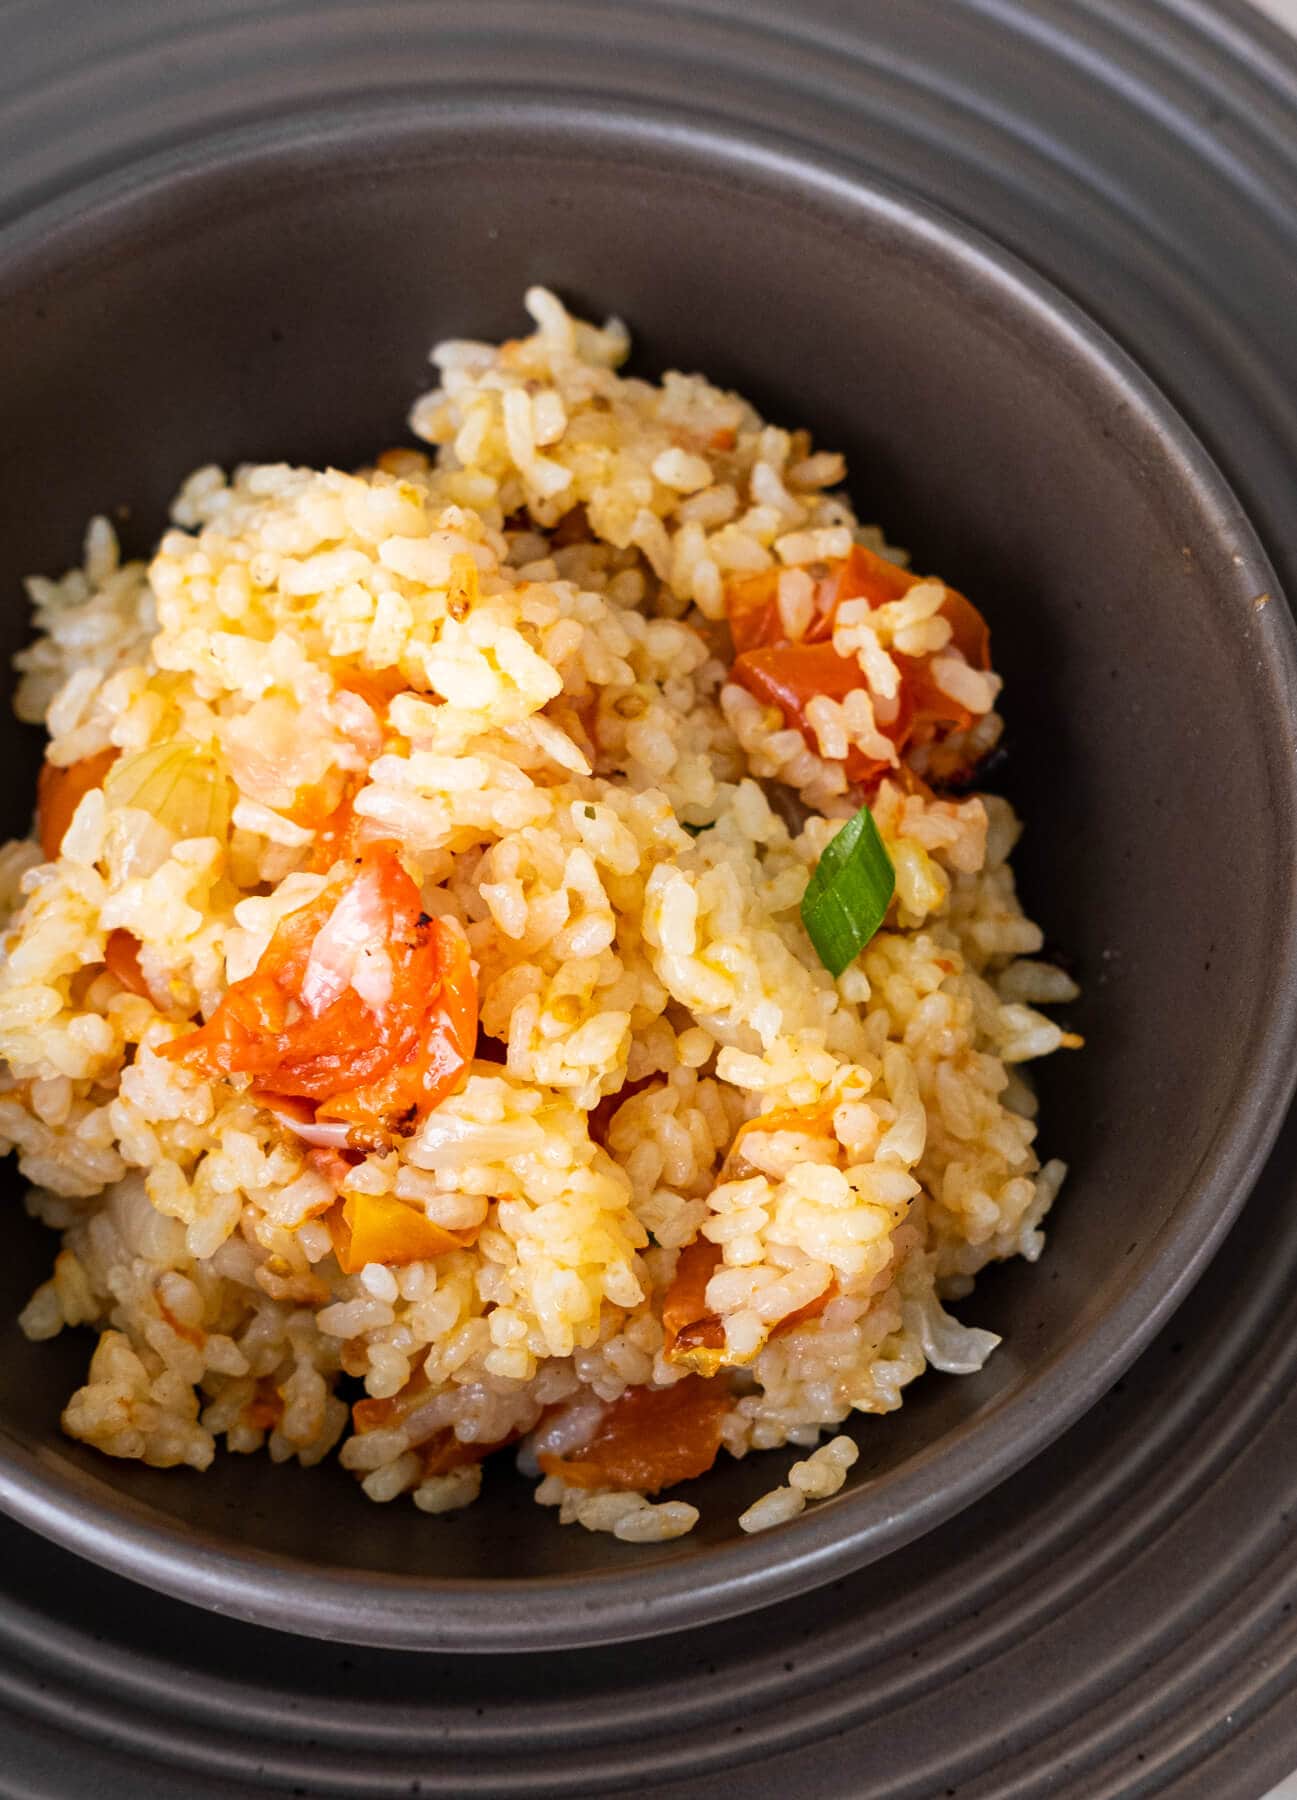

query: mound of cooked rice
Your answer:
[0,290,1076,1541]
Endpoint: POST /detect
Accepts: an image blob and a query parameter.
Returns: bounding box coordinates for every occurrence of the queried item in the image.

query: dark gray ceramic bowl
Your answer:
[1,102,1295,1654]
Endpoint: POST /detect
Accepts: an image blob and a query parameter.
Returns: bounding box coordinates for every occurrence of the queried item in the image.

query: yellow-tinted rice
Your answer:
[0,290,1074,1539]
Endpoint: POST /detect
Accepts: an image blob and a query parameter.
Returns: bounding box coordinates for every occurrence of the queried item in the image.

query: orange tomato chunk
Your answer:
[315,912,477,1133]
[725,544,992,786]
[161,843,477,1141]
[732,640,890,784]
[663,1104,840,1372]
[662,1232,835,1372]
[775,1284,838,1335]
[326,1191,472,1275]
[538,1375,730,1493]
[662,1236,726,1366]
[104,929,151,999]
[721,1102,838,1178]
[36,748,118,859]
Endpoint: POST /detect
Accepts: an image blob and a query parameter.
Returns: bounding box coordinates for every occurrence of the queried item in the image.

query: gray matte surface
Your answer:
[1,0,1297,1791]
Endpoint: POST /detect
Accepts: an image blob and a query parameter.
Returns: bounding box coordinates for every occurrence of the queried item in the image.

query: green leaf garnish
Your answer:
[800,801,895,976]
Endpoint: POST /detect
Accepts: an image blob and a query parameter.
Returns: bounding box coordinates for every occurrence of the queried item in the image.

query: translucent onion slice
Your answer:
[103,741,232,842]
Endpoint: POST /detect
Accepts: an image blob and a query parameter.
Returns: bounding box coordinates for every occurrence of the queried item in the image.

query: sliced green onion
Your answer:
[800,801,895,976]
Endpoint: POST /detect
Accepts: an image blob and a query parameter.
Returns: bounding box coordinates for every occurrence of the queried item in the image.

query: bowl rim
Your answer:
[2,93,1296,1654]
